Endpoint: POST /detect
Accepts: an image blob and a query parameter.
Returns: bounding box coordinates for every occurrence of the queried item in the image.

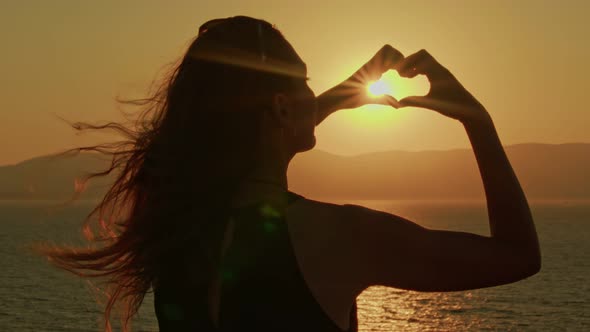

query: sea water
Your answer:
[1,199,588,331]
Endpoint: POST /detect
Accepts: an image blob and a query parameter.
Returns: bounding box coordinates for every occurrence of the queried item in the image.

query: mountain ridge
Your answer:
[1,143,588,201]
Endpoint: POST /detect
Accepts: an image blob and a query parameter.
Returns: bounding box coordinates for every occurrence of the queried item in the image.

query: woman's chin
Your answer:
[299,136,316,152]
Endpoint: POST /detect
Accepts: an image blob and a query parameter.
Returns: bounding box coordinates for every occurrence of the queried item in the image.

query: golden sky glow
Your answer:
[1,0,589,165]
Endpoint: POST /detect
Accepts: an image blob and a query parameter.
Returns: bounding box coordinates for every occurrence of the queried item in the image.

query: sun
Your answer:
[367,79,392,98]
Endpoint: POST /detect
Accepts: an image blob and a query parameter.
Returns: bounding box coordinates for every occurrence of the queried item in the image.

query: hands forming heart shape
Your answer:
[329,45,489,125]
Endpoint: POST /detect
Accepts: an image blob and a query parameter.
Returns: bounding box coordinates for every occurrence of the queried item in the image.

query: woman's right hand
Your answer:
[315,45,404,126]
[394,49,491,125]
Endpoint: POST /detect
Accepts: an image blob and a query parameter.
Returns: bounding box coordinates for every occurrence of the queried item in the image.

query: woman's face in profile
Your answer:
[288,64,317,152]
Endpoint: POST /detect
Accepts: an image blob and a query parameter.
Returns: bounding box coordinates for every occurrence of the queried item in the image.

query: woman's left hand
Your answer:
[394,49,489,125]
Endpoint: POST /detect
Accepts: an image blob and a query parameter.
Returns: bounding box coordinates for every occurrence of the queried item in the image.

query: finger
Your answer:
[377,44,405,71]
[396,49,451,82]
[394,49,431,78]
[367,45,404,71]
[357,45,405,82]
[374,94,401,108]
[398,96,427,109]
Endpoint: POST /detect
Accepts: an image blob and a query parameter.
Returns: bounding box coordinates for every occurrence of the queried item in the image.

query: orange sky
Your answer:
[1,0,589,166]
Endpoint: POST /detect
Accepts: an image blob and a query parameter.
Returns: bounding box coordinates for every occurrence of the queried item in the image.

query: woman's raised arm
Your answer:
[336,111,540,291]
[311,46,540,292]
[393,48,541,273]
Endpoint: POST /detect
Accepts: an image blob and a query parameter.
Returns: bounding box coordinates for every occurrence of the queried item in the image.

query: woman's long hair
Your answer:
[30,16,306,332]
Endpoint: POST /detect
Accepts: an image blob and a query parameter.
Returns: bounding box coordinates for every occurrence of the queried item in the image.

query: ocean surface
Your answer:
[1,199,588,331]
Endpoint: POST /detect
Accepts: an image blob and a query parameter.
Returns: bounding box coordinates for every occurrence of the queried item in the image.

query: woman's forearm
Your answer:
[463,113,541,266]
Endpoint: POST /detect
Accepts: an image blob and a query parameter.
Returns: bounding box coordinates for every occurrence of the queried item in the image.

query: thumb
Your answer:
[398,96,426,109]
[374,94,401,109]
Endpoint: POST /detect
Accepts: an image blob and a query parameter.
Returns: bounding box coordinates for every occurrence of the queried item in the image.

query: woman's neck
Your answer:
[231,145,293,208]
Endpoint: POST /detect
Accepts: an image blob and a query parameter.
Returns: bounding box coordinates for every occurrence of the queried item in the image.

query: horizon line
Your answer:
[2,141,589,168]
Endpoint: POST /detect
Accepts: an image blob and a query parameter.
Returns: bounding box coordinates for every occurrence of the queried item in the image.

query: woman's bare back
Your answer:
[286,198,361,330]
[208,192,359,331]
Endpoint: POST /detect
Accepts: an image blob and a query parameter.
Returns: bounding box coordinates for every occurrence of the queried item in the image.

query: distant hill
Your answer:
[0,152,114,200]
[0,143,588,201]
[290,143,590,201]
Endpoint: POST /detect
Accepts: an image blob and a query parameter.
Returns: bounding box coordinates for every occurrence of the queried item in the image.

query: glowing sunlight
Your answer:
[345,70,431,127]
[366,70,430,101]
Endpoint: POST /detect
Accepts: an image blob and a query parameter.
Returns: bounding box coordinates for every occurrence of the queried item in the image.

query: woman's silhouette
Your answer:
[36,16,540,332]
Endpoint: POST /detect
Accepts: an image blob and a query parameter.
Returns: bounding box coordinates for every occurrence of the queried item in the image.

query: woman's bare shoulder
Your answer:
[288,196,392,225]
[288,198,350,230]
[285,197,425,294]
[286,197,402,251]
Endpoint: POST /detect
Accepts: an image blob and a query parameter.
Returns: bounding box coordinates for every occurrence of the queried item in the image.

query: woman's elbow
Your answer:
[527,250,542,277]
[515,249,542,280]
